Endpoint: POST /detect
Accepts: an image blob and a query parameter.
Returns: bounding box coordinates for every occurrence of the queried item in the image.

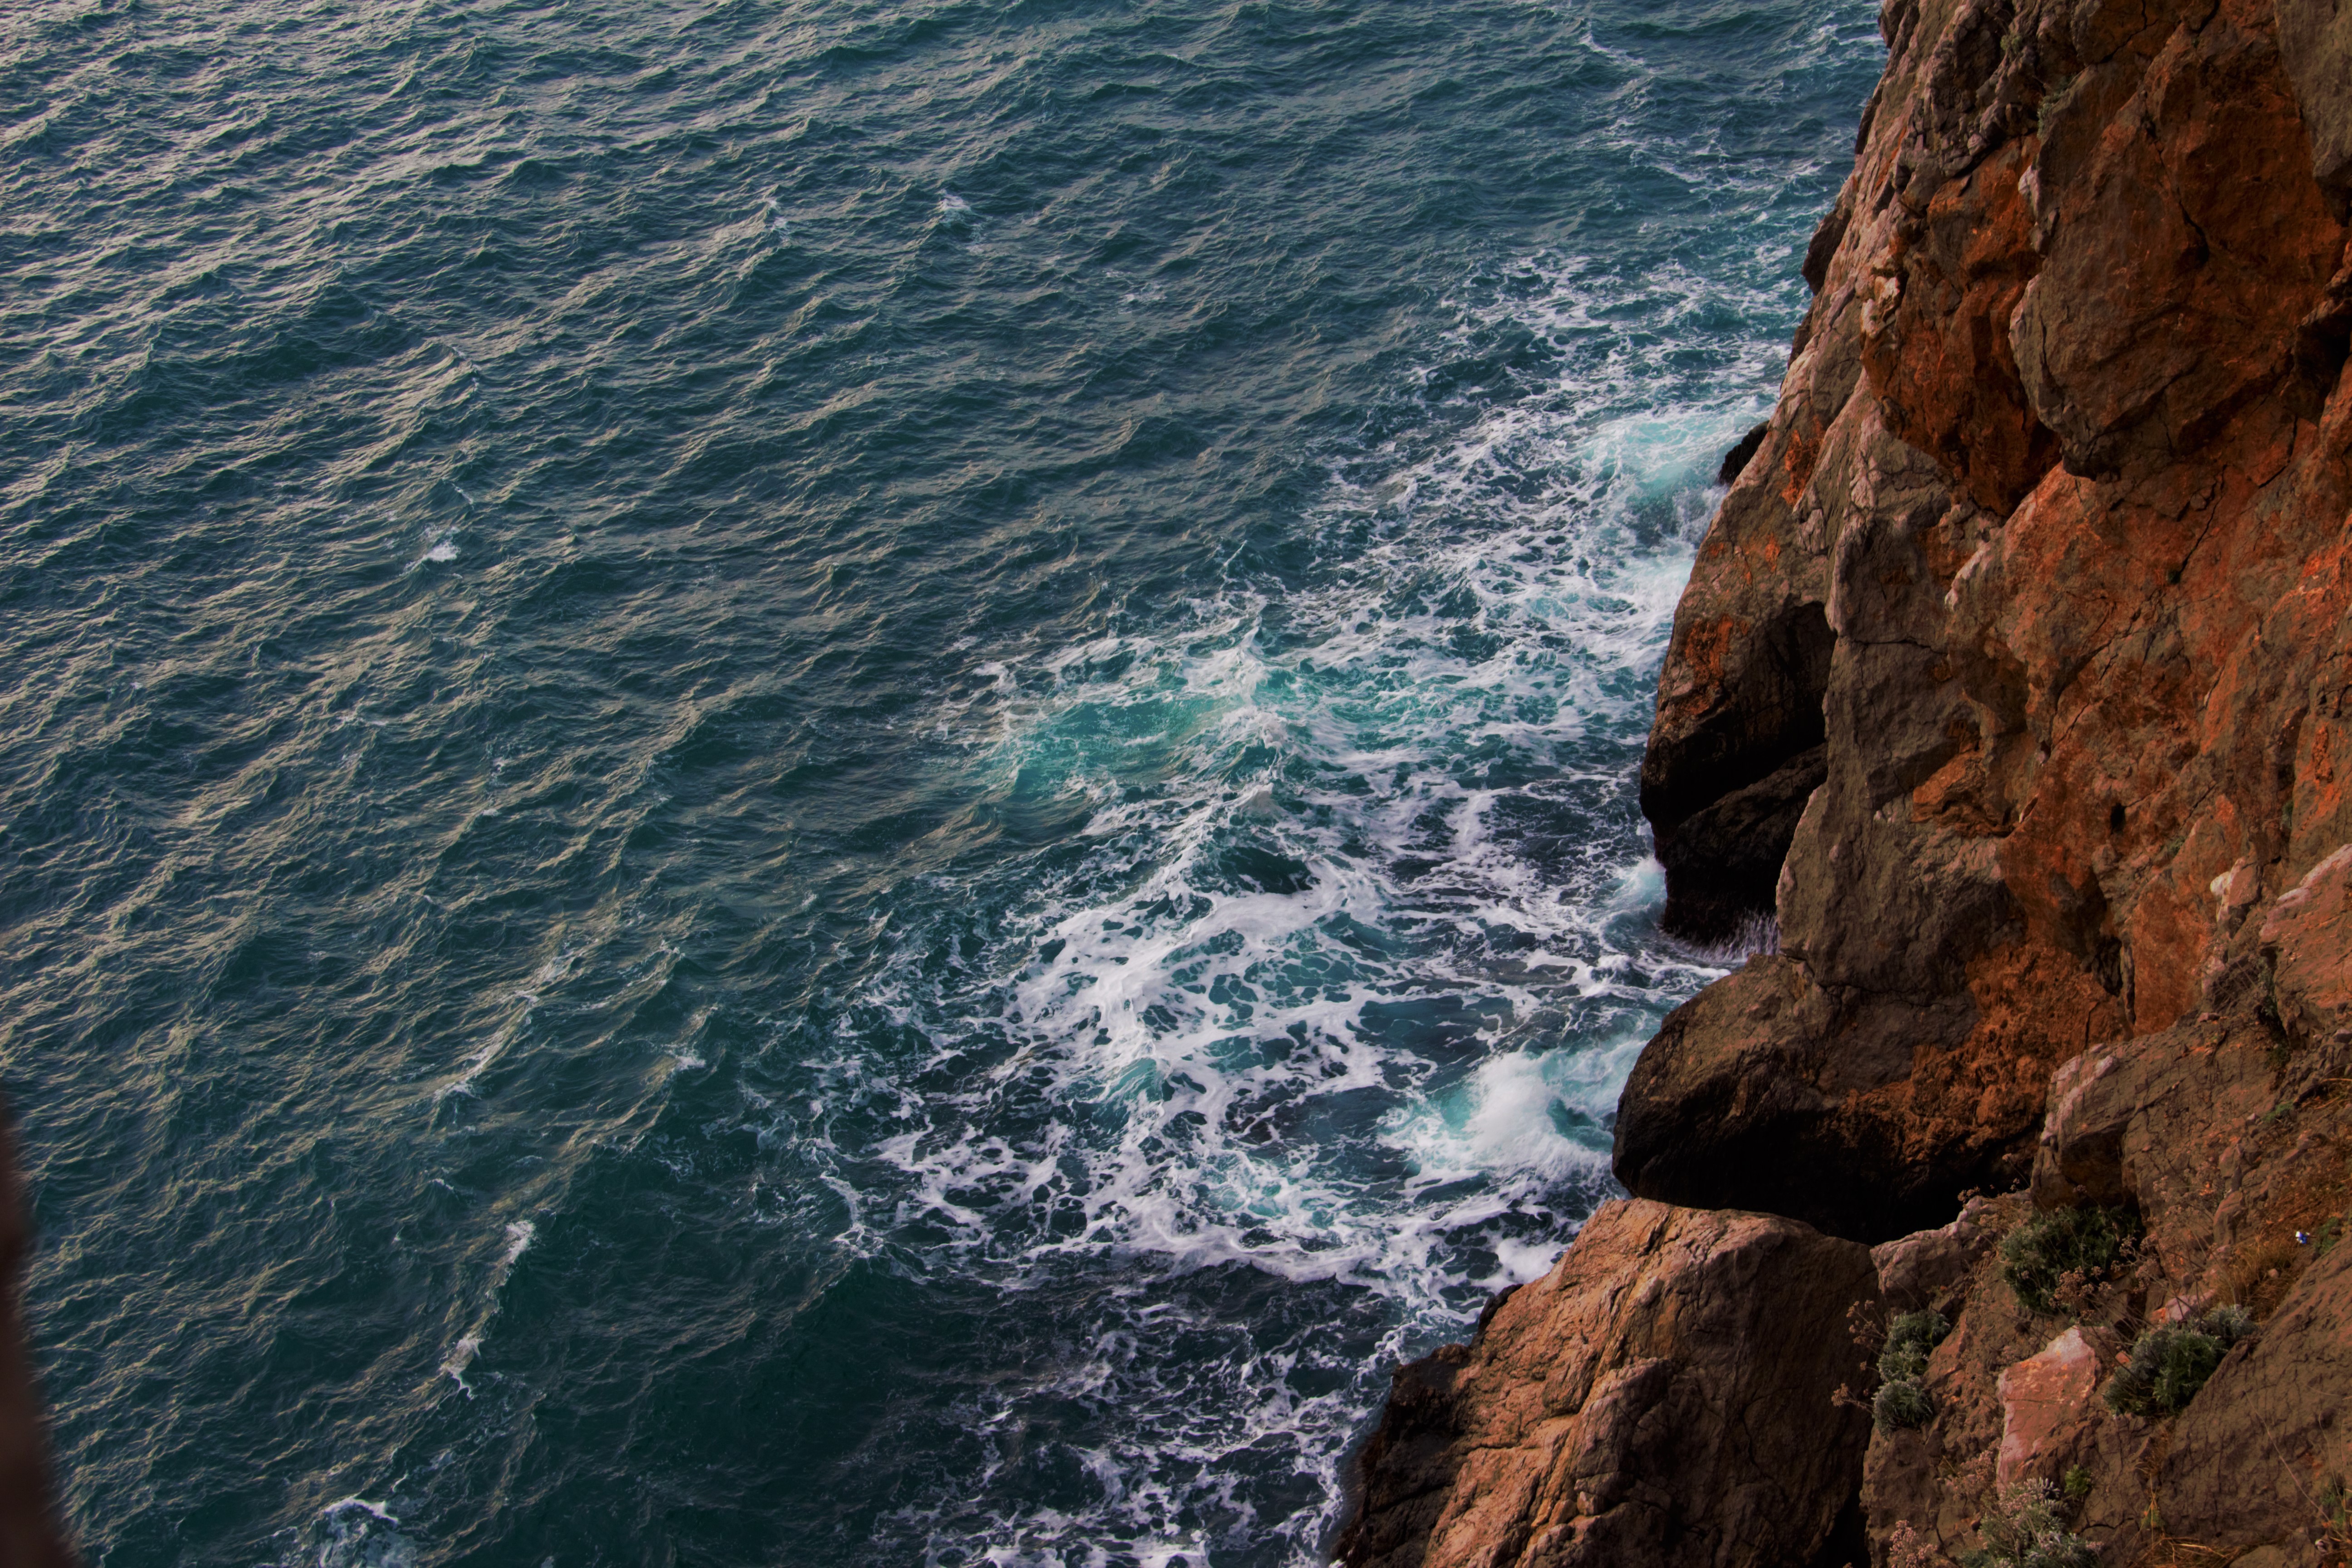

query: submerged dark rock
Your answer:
[0,1116,74,1568]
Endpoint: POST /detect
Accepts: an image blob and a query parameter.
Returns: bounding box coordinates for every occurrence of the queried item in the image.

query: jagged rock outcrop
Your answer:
[1345,0,2352,1558]
[1335,1201,1877,1568]
[1863,1004,2352,1565]
[1620,0,2352,1243]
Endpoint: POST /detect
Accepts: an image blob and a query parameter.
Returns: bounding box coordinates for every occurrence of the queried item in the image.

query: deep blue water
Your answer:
[0,1,1877,1563]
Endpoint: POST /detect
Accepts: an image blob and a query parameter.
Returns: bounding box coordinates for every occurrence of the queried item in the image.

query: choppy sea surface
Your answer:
[0,1,1878,1562]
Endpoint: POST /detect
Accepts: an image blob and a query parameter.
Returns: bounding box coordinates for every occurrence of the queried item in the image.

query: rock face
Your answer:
[1619,0,2352,1242]
[1860,1011,2352,1565]
[1334,1201,1877,1568]
[1343,0,2352,1557]
[0,1119,74,1568]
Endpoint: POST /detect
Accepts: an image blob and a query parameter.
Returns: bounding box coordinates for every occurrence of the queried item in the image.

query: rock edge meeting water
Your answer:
[0,1,1876,1562]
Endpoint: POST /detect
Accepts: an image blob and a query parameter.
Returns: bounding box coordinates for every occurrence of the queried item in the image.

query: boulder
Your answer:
[1334,1201,1878,1568]
[1872,1197,2002,1313]
[1994,1327,2103,1488]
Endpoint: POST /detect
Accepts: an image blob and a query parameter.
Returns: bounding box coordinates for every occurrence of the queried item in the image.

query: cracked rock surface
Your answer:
[1343,0,2352,1556]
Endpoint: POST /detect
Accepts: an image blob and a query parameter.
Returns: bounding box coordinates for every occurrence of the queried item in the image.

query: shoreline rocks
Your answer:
[1340,0,2352,1556]
[1333,1201,1877,1568]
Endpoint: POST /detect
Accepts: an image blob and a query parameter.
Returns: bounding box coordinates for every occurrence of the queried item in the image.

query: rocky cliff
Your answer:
[1340,0,2352,1558]
[0,1116,75,1568]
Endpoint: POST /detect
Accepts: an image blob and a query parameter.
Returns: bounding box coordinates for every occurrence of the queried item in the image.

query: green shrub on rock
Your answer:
[1999,1205,2138,1316]
[1958,1479,2099,1568]
[1880,1310,1951,1383]
[1873,1309,1951,1430]
[1875,1378,1936,1430]
[2103,1305,2254,1416]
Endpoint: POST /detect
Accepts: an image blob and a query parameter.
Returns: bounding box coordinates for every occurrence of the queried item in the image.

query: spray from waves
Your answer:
[750,251,1783,1559]
[438,1220,538,1398]
[827,245,1779,1289]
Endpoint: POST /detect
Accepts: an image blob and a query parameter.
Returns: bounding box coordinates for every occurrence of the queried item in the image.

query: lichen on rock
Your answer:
[1340,0,2352,1554]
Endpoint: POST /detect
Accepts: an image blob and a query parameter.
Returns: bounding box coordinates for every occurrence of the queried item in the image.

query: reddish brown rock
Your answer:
[1994,1327,2101,1488]
[1360,0,2352,1558]
[1334,1201,1877,1568]
[0,1118,74,1568]
[2274,0,2352,216]
[1624,0,2352,1245]
[1861,139,2055,513]
[2156,1238,2352,1557]
[1858,1008,2352,1567]
[2010,8,2341,479]
[2261,845,2352,1053]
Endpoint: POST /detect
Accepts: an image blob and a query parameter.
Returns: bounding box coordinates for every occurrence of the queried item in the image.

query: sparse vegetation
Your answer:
[1958,1479,2100,1568]
[1877,1378,1937,1430]
[1999,1205,2138,1316]
[2061,1466,2092,1504]
[2320,1477,2352,1564]
[1873,1309,1950,1431]
[2035,74,2078,140]
[2103,1305,2254,1416]
[1882,1310,1951,1382]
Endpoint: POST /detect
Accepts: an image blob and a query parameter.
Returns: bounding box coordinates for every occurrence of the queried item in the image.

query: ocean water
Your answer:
[0,1,1879,1563]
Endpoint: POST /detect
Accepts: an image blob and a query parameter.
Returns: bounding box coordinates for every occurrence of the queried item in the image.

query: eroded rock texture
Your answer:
[1622,0,2352,1245]
[1345,0,2352,1558]
[1334,1201,1877,1568]
[1864,1011,2352,1566]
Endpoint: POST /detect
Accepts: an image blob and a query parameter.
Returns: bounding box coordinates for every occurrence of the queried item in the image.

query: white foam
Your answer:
[441,1333,482,1396]
[771,211,1832,1561]
[321,1498,399,1524]
[822,277,1749,1293]
[499,1219,536,1270]
[1490,1236,1563,1285]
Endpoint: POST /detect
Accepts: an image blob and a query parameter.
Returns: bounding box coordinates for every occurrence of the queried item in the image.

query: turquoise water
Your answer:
[0,1,1878,1562]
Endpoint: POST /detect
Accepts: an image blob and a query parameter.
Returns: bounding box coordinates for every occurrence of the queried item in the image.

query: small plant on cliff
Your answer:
[2034,74,2078,140]
[2103,1304,2254,1416]
[2319,1477,2352,1563]
[1999,1205,2139,1316]
[1888,1521,1947,1568]
[1958,1479,2099,1568]
[1876,1379,1937,1429]
[1881,1309,1951,1381]
[1873,1308,1952,1429]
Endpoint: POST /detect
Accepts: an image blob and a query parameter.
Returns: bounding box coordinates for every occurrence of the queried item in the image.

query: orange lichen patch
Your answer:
[2126,874,2220,1035]
[1961,945,2127,1077]
[1825,948,2125,1189]
[1782,416,1825,505]
[1655,614,1746,721]
[1860,141,2055,513]
[1911,740,2004,835]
